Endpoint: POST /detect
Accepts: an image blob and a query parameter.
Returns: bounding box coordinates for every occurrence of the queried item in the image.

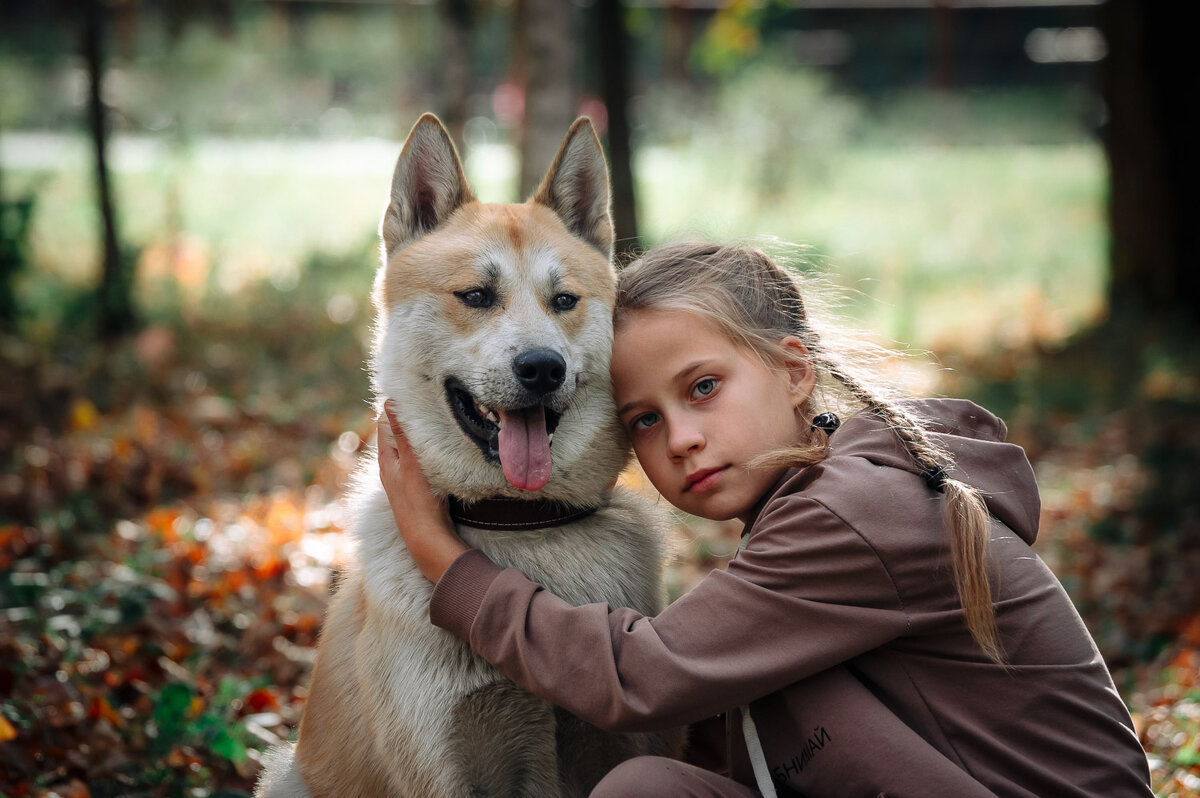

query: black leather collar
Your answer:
[447,495,600,531]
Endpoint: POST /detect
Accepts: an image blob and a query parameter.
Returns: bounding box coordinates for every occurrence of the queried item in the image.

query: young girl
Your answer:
[378,242,1153,797]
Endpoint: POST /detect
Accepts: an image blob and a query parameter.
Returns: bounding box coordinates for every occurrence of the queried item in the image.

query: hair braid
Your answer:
[820,357,1004,664]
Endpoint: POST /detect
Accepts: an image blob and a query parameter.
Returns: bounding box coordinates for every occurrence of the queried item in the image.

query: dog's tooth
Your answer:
[547,432,554,445]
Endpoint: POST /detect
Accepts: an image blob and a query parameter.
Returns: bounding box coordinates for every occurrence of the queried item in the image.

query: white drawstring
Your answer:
[740,703,779,798]
[736,533,778,798]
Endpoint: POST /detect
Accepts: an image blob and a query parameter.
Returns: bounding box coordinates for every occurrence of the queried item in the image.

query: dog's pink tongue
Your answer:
[497,406,552,491]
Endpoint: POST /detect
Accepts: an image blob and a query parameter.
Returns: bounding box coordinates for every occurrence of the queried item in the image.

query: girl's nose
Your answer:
[667,423,704,459]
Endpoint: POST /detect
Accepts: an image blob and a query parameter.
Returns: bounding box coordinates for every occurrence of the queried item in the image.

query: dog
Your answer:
[254,114,679,797]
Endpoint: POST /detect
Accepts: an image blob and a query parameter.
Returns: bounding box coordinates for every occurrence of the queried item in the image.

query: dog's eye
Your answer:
[455,288,495,309]
[551,293,578,312]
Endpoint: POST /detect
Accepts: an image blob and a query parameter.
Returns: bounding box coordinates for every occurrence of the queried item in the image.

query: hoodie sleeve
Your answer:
[430,494,910,733]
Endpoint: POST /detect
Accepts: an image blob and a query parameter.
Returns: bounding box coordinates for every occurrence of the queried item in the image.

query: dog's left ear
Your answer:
[532,118,614,259]
[382,113,476,261]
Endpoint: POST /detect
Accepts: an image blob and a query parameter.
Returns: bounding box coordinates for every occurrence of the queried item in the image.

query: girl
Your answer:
[379,242,1153,797]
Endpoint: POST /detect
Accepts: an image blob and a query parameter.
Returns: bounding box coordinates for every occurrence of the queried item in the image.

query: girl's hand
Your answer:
[378,401,468,582]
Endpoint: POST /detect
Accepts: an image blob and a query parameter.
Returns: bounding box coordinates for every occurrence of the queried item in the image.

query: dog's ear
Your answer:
[382,113,475,260]
[532,118,614,259]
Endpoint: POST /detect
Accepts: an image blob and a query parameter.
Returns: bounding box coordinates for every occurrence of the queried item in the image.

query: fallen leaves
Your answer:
[0,492,343,795]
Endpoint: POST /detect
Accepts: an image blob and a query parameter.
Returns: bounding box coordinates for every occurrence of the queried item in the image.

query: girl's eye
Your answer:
[691,378,717,399]
[455,288,495,308]
[551,293,579,312]
[630,412,659,432]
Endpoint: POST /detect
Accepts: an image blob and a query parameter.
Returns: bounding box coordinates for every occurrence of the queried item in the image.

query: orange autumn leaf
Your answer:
[1181,614,1200,647]
[88,697,123,727]
[111,436,134,461]
[1168,647,1197,670]
[264,496,304,545]
[146,508,181,541]
[252,558,284,581]
[0,713,16,741]
[132,405,161,444]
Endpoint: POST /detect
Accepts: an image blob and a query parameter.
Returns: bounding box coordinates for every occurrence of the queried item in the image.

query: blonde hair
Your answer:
[615,241,1004,664]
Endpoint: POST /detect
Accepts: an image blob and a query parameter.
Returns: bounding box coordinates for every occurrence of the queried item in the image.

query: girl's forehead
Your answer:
[612,306,793,383]
[612,308,750,380]
[615,307,721,351]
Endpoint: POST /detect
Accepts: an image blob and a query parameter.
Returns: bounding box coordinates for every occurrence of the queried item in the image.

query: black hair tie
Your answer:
[923,464,949,492]
[810,412,840,435]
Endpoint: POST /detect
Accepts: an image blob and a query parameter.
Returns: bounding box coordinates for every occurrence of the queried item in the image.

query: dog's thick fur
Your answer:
[254,115,678,797]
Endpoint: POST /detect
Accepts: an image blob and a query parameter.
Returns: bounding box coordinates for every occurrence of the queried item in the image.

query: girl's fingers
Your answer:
[377,420,393,460]
[383,401,418,465]
[384,400,403,440]
[380,400,431,491]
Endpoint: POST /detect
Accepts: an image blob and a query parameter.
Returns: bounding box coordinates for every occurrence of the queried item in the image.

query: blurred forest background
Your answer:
[1,0,1198,795]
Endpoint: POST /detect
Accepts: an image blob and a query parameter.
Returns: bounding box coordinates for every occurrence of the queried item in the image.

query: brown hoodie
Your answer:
[431,399,1153,797]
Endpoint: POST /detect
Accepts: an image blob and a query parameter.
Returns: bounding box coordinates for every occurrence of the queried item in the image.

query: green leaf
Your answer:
[154,682,194,744]
[157,683,193,718]
[211,727,248,765]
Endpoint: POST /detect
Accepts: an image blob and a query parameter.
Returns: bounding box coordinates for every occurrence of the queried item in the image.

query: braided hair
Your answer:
[615,242,1004,664]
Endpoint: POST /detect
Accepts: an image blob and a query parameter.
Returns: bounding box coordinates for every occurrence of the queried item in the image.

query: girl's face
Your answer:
[612,308,814,524]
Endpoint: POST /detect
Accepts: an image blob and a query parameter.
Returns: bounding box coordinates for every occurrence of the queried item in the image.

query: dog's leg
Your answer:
[447,682,563,797]
[291,577,399,796]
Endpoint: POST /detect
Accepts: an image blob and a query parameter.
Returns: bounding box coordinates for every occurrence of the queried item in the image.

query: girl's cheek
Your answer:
[631,434,657,463]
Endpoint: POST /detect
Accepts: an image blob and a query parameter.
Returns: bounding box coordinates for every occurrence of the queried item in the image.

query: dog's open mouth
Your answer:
[446,379,562,492]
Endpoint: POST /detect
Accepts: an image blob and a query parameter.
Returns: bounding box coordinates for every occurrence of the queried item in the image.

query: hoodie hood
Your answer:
[831,398,1041,546]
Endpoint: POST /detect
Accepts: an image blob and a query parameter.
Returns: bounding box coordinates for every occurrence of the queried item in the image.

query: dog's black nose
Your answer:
[513,349,566,396]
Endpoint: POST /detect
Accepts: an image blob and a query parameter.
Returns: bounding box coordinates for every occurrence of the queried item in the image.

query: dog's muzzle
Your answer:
[444,366,564,492]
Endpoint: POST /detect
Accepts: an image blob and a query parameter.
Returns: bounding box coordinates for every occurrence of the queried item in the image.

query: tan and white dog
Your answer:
[254,115,678,797]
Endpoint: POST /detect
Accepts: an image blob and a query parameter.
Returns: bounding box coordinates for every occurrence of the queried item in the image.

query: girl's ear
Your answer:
[780,336,816,405]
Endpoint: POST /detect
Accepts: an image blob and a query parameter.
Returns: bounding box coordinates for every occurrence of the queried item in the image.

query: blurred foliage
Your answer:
[862,85,1102,147]
[1,242,373,795]
[0,5,442,140]
[692,0,767,76]
[712,59,861,198]
[0,501,334,795]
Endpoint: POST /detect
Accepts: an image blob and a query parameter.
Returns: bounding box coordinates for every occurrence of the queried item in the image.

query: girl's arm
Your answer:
[379,411,909,733]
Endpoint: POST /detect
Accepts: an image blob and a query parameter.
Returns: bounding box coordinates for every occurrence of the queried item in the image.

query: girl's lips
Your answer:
[684,466,727,493]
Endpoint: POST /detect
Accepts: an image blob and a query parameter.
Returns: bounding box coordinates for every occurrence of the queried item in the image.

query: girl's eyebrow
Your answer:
[615,359,715,418]
[616,399,641,418]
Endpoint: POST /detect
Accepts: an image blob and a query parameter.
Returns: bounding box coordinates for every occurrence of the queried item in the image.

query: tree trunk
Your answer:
[439,0,473,149]
[83,0,135,337]
[517,0,575,198]
[595,0,639,260]
[0,166,36,332]
[930,0,954,89]
[1102,0,1199,326]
